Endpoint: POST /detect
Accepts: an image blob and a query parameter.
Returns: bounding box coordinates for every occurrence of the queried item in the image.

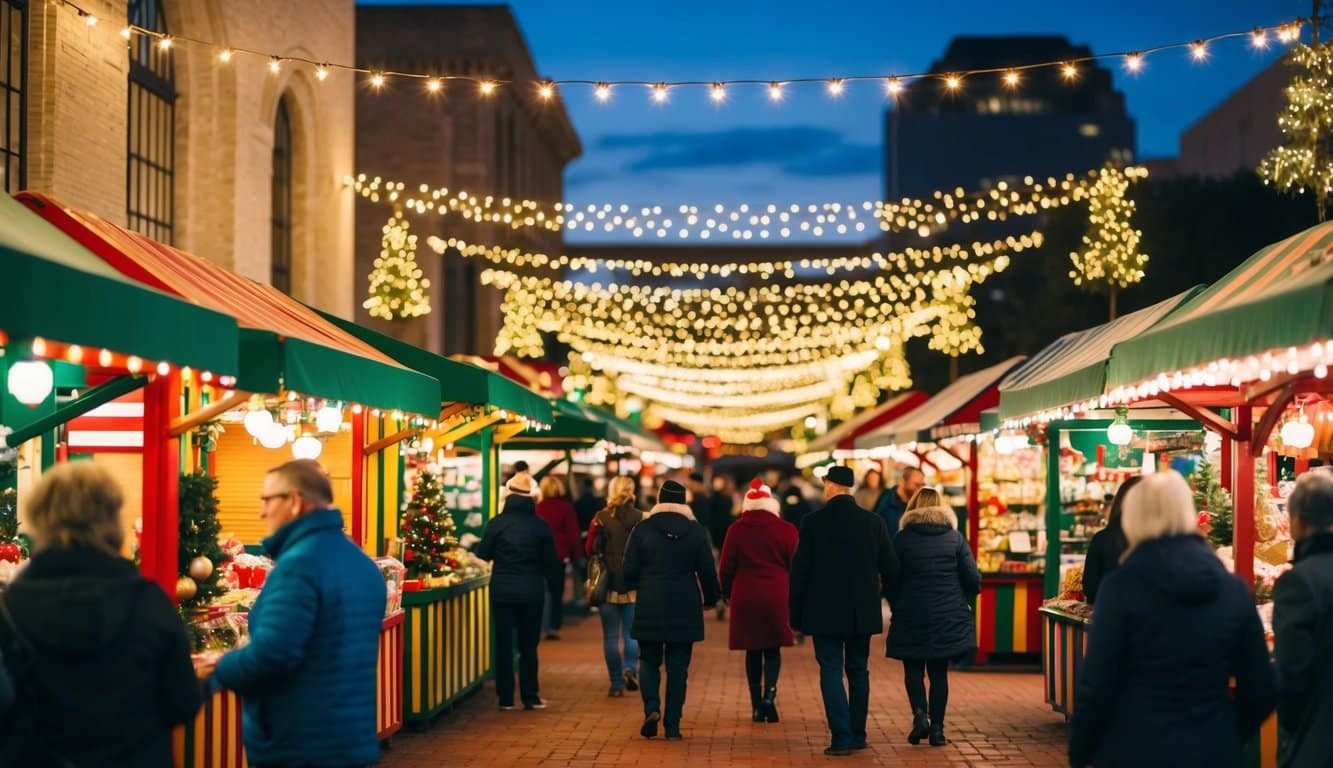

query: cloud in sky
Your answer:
[589,126,881,178]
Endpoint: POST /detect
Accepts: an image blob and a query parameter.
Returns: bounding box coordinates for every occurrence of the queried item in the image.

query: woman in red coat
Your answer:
[537,475,582,639]
[718,478,799,724]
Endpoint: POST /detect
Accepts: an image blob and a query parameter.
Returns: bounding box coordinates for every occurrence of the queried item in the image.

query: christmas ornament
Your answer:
[176,576,198,601]
[188,556,214,581]
[0,541,21,563]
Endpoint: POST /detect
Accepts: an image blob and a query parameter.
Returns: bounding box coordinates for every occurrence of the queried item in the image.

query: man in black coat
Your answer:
[1274,469,1333,768]
[475,476,564,710]
[790,465,900,756]
[624,480,720,741]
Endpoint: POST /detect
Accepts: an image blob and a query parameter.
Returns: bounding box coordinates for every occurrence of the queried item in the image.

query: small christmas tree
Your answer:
[401,467,458,578]
[1193,455,1234,550]
[178,472,227,612]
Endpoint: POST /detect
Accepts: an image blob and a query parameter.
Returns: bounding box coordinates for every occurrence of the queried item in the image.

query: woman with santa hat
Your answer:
[718,478,800,723]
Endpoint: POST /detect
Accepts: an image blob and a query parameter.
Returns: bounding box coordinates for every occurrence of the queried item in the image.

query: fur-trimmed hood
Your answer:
[645,501,696,520]
[899,505,957,531]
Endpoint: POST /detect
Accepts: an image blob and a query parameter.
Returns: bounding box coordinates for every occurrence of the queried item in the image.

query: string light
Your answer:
[315,65,329,81]
[426,78,442,93]
[370,72,385,88]
[945,74,962,91]
[1061,62,1079,80]
[1124,53,1144,72]
[827,78,845,97]
[768,81,784,101]
[594,82,611,101]
[83,12,97,26]
[1189,40,1208,61]
[355,166,1119,242]
[886,77,904,96]
[651,83,668,103]
[158,36,172,50]
[1003,70,1021,88]
[538,81,555,100]
[710,82,726,102]
[76,4,1297,108]
[218,49,233,63]
[268,57,281,74]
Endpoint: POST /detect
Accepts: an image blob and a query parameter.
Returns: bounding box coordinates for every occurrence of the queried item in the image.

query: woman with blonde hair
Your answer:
[536,474,581,639]
[1069,471,1274,767]
[885,486,980,747]
[585,475,644,696]
[0,462,202,766]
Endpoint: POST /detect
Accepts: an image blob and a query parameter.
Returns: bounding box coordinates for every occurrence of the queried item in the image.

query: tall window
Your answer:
[270,97,293,293]
[127,0,175,243]
[1,0,27,192]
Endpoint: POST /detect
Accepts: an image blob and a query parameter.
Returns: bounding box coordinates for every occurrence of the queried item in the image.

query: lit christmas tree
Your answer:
[1069,164,1149,320]
[177,472,227,619]
[1259,38,1333,222]
[401,467,458,578]
[364,212,431,320]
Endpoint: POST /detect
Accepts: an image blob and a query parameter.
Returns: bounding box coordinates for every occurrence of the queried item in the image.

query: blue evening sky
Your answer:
[360,1,1299,242]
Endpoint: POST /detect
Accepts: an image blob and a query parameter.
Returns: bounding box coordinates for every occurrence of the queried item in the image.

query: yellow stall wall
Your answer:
[211,429,354,546]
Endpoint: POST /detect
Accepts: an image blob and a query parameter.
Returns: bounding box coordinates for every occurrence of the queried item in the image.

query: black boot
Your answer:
[908,708,930,745]
[929,724,946,747]
[762,686,779,723]
[749,685,764,722]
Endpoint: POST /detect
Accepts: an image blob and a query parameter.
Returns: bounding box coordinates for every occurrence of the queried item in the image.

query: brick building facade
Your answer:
[355,5,581,355]
[12,0,356,316]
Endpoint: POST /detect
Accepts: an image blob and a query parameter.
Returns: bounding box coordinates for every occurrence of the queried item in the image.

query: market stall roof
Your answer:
[17,193,439,416]
[1108,221,1333,392]
[313,310,553,425]
[577,404,668,453]
[805,391,929,454]
[997,287,1204,421]
[855,357,1026,449]
[0,194,238,376]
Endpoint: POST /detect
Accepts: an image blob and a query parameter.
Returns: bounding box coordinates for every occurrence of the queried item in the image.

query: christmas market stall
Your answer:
[994,290,1203,717]
[799,390,929,476]
[1099,220,1333,766]
[316,313,558,726]
[855,357,1035,663]
[0,193,240,598]
[16,193,442,764]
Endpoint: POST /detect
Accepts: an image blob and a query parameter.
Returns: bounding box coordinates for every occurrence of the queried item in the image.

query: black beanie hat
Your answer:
[658,480,687,505]
[825,465,855,488]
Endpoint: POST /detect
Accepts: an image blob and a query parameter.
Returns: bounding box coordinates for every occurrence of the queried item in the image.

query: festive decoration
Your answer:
[194,419,225,453]
[0,485,23,563]
[1192,456,1234,550]
[175,575,199,602]
[1069,164,1149,319]
[1259,40,1333,221]
[364,212,431,320]
[400,467,459,578]
[6,360,54,406]
[188,555,215,581]
[177,472,227,612]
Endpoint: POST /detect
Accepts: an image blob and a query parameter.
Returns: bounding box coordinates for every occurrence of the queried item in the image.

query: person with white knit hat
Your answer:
[718,478,800,724]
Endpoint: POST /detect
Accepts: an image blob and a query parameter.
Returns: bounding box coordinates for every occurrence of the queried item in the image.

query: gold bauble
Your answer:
[188,556,214,581]
[176,576,198,602]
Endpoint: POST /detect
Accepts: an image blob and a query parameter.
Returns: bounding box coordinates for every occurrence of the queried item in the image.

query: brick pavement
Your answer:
[379,610,1069,767]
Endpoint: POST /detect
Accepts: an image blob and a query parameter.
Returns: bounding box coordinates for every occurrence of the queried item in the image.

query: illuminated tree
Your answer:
[364,212,431,320]
[1069,164,1149,320]
[1259,39,1333,222]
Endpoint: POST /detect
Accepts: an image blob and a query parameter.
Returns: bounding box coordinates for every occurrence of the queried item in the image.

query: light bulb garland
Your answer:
[55,0,1295,116]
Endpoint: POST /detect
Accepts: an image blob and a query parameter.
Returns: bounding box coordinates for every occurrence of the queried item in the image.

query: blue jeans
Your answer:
[812,635,871,750]
[598,602,639,688]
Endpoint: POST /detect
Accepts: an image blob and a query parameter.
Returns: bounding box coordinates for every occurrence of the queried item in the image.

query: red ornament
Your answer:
[1197,511,1211,528]
[0,542,21,563]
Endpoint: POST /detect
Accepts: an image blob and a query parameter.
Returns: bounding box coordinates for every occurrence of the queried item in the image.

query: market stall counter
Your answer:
[402,575,492,725]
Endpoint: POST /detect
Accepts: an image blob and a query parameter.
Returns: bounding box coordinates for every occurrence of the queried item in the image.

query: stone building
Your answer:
[355,4,581,355]
[10,0,356,315]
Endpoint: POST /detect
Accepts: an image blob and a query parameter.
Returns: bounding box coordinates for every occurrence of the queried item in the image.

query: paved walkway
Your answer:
[380,610,1069,767]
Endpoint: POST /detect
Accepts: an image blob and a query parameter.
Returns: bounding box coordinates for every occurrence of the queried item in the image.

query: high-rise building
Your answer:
[885,36,1135,200]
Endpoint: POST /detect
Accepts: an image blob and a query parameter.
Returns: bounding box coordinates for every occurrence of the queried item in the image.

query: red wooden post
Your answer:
[1232,406,1255,590]
[967,440,980,558]
[1221,434,1233,492]
[351,407,367,548]
[140,369,181,600]
[1296,458,1311,476]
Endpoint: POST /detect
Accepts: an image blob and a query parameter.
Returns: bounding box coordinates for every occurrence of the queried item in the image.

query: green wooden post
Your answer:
[1044,421,1064,598]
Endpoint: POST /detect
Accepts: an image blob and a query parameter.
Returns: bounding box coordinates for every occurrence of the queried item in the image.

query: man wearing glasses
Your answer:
[203,459,385,768]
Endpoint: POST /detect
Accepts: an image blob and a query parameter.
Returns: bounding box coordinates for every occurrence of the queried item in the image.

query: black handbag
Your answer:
[584,529,611,606]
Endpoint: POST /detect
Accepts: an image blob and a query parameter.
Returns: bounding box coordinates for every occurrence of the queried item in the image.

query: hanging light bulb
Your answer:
[1107,406,1133,446]
[258,422,289,449]
[291,433,323,460]
[6,361,54,406]
[995,435,1014,455]
[1280,405,1316,449]
[315,404,344,433]
[243,408,274,439]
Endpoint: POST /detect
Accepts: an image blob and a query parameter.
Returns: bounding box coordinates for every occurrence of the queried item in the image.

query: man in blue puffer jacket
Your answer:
[207,459,385,768]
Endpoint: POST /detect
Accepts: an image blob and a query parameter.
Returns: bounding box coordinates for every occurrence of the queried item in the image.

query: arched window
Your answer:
[270,97,293,293]
[1,0,28,192]
[126,0,176,243]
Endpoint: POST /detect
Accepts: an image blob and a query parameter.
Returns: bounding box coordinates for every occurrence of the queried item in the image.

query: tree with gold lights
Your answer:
[364,212,431,320]
[1069,164,1149,320]
[1259,36,1333,222]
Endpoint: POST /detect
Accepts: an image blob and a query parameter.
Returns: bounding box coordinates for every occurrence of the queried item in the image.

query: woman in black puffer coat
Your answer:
[886,487,981,748]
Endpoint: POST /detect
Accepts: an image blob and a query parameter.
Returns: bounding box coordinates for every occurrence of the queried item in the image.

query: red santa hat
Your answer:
[742,478,780,514]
